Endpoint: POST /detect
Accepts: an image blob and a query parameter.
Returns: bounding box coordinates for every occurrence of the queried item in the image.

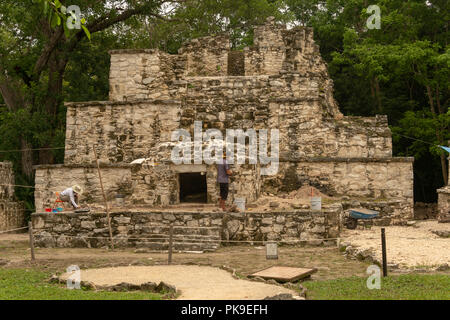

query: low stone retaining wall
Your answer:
[31,206,341,249]
[0,199,25,232]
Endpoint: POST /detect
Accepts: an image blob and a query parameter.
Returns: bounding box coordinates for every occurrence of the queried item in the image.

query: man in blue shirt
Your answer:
[217,152,232,211]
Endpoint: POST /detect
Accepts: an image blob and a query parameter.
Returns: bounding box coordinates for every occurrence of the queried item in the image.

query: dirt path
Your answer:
[61,265,297,300]
[342,220,450,269]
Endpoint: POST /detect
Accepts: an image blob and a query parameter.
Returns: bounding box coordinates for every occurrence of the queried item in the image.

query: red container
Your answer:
[45,208,52,212]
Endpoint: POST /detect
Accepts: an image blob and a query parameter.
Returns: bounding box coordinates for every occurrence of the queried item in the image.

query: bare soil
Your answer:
[342,220,450,269]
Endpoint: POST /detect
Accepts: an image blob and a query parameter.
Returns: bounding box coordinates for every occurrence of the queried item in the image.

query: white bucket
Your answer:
[234,197,246,212]
[311,197,322,211]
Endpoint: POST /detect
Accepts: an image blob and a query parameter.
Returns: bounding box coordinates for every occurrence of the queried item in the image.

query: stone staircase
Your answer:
[134,225,222,252]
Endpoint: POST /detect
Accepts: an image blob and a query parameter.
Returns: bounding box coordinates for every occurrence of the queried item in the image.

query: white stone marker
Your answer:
[266,241,278,260]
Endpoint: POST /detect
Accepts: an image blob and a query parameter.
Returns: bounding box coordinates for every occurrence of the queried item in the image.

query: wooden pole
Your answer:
[381,228,387,277]
[168,223,173,265]
[28,222,35,261]
[93,145,114,250]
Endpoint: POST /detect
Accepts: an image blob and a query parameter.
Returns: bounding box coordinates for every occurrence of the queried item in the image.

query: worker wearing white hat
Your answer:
[60,185,83,209]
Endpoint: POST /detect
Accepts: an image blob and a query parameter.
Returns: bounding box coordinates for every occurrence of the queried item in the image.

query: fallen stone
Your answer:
[269,202,280,209]
[81,281,97,290]
[0,259,9,266]
[291,203,302,209]
[108,282,141,291]
[249,276,266,282]
[432,230,450,238]
[156,281,176,293]
[48,275,60,284]
[266,279,279,285]
[141,282,158,291]
[263,293,296,300]
[134,248,150,253]
[436,263,449,271]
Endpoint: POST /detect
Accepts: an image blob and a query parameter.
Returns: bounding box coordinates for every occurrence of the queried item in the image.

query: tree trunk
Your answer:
[20,139,34,178]
[37,51,68,165]
[440,154,448,186]
[374,77,382,113]
[426,85,448,185]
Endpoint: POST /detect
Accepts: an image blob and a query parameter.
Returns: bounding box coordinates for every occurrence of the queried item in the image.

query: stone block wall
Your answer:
[245,17,286,76]
[437,189,450,221]
[0,200,24,231]
[0,161,25,231]
[65,76,391,166]
[437,156,450,221]
[64,100,181,165]
[31,207,341,248]
[263,158,414,220]
[179,34,230,77]
[108,49,185,102]
[34,162,261,211]
[0,161,14,199]
[34,164,133,211]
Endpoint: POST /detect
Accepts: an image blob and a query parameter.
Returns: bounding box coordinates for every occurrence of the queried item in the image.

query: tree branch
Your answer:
[33,25,64,81]
[66,5,169,53]
[0,66,25,112]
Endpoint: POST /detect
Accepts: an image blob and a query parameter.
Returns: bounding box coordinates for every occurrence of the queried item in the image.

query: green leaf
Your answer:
[50,11,58,28]
[81,25,91,41]
[43,1,48,15]
[55,0,61,9]
[63,23,70,39]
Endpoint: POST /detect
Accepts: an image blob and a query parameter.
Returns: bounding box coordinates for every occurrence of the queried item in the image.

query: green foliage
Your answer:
[0,269,162,300]
[32,0,91,40]
[287,0,449,200]
[142,0,290,52]
[303,274,450,300]
[1,0,448,206]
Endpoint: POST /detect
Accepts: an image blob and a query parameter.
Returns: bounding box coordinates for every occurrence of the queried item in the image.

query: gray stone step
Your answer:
[140,226,221,236]
[135,241,220,252]
[132,226,222,252]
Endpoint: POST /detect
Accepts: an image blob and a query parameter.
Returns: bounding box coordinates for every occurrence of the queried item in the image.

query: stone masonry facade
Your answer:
[32,18,415,247]
[0,162,25,231]
[437,156,450,222]
[32,206,340,249]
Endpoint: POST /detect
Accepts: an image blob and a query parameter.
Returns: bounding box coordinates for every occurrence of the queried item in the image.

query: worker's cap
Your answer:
[72,185,83,195]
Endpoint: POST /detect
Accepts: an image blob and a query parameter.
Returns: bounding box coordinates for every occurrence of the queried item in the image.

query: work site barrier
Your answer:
[14,222,448,277]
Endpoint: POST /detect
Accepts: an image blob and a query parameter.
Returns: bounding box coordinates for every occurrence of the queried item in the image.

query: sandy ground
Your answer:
[61,265,297,300]
[342,220,450,269]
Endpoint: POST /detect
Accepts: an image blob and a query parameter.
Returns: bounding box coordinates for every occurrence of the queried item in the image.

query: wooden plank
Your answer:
[249,266,317,282]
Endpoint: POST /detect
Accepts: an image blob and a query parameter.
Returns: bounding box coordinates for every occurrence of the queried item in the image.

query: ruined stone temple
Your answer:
[0,162,25,231]
[31,18,414,249]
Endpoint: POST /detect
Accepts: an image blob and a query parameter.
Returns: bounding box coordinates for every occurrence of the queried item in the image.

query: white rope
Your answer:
[30,231,450,243]
[0,226,28,234]
[31,233,339,243]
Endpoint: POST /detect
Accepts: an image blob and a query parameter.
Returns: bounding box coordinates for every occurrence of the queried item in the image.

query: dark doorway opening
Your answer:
[179,172,207,203]
[228,50,245,76]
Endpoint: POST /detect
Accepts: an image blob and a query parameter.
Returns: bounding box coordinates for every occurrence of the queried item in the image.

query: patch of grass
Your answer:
[0,269,163,300]
[303,274,450,300]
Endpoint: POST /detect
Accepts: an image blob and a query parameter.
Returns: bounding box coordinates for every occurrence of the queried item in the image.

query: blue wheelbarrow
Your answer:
[344,208,379,230]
